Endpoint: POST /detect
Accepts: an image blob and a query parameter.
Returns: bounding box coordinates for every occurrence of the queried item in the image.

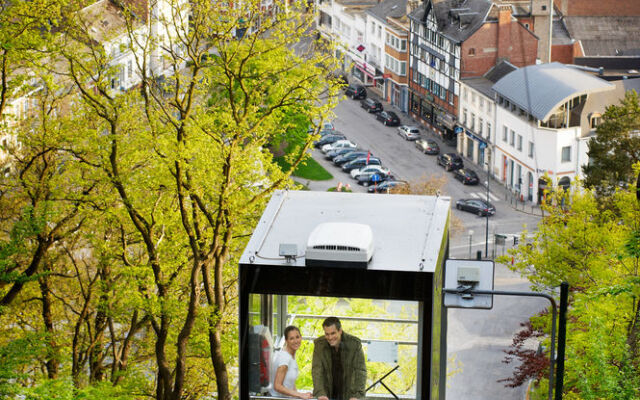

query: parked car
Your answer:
[357,171,392,186]
[360,98,383,113]
[453,168,480,185]
[415,138,439,155]
[333,151,371,166]
[321,139,357,154]
[307,121,335,134]
[326,147,361,160]
[341,157,382,172]
[350,164,391,179]
[397,125,420,140]
[367,180,408,193]
[375,111,400,126]
[455,198,496,216]
[437,153,464,171]
[345,84,367,99]
[314,133,346,148]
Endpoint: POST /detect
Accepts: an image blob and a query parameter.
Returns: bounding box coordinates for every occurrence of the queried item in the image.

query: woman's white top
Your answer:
[269,349,298,397]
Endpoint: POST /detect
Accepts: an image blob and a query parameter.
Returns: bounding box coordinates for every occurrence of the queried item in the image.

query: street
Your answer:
[315,94,548,399]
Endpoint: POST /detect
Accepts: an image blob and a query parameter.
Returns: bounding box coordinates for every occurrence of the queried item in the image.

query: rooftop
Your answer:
[239,190,450,273]
[491,62,615,121]
[409,0,492,43]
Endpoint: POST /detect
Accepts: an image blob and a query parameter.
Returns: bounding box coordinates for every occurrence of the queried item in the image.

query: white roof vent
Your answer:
[305,222,374,268]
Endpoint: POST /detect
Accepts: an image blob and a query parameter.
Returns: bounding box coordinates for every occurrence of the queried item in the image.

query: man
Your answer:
[312,317,366,400]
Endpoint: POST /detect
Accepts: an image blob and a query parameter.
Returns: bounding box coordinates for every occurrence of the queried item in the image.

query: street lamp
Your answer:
[485,150,491,258]
[468,229,474,258]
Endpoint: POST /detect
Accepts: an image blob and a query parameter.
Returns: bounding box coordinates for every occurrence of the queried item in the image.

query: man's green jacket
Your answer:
[312,331,367,400]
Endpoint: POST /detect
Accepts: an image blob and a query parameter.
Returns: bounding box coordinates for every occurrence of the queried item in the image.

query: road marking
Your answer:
[468,191,500,201]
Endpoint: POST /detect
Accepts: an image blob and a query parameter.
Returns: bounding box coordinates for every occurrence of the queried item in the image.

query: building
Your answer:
[316,0,380,87]
[457,60,516,176]
[490,62,621,203]
[408,0,537,144]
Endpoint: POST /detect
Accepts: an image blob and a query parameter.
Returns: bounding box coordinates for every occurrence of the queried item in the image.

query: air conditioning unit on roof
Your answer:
[305,222,374,269]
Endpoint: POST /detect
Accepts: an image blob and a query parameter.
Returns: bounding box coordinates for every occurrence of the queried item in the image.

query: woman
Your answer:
[269,326,312,399]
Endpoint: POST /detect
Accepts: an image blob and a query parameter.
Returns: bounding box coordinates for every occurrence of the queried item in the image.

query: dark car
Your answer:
[314,133,346,148]
[415,138,440,155]
[341,157,382,172]
[356,170,392,187]
[453,168,480,185]
[333,151,371,166]
[360,98,383,113]
[345,84,367,99]
[437,153,464,171]
[375,111,400,126]
[326,147,361,160]
[367,180,408,193]
[456,198,496,216]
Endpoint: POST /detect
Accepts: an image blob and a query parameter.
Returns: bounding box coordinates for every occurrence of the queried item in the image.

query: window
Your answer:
[561,146,571,162]
[479,98,484,111]
[468,48,475,55]
[590,113,602,129]
[486,122,491,141]
[470,113,476,130]
[377,25,382,39]
[510,130,515,146]
[517,135,522,151]
[371,21,375,34]
[463,108,468,126]
[385,55,406,76]
[478,118,483,135]
[128,60,133,79]
[528,141,534,158]
[386,34,407,51]
[502,126,508,141]
[471,92,476,105]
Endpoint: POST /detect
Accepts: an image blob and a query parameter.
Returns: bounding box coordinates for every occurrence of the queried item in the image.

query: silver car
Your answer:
[397,125,421,140]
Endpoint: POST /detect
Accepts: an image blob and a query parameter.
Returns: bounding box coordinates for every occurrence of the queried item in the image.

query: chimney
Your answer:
[497,5,512,61]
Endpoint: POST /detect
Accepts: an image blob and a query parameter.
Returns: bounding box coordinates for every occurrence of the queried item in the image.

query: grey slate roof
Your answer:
[409,0,492,43]
[367,0,407,22]
[491,62,615,121]
[463,60,517,98]
[563,16,640,56]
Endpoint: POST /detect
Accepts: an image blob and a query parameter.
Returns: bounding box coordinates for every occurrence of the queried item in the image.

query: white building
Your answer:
[490,62,617,203]
[458,61,516,177]
[315,0,380,86]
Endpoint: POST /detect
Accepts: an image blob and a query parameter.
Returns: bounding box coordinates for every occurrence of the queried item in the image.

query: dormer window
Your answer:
[590,113,602,129]
[468,48,476,56]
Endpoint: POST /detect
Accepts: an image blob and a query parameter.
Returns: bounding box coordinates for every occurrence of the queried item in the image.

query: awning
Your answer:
[436,113,456,130]
[355,64,375,79]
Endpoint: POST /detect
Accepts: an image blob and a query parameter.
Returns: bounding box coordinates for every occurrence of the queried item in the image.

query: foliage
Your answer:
[583,90,640,195]
[499,176,640,399]
[274,154,333,180]
[0,0,343,399]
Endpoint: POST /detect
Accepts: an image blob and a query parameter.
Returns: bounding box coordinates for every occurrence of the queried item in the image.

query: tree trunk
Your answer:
[38,269,58,379]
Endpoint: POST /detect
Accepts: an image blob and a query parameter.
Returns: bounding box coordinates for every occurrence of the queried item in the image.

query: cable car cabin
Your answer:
[239,190,450,400]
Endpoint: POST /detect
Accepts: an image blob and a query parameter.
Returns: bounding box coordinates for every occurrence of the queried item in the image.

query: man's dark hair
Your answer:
[284,325,301,339]
[322,316,342,331]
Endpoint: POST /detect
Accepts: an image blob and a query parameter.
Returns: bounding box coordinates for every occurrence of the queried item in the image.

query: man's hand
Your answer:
[349,398,360,400]
[298,393,312,400]
[318,396,329,400]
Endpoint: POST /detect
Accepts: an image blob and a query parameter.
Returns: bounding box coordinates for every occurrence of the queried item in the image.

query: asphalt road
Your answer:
[321,95,549,400]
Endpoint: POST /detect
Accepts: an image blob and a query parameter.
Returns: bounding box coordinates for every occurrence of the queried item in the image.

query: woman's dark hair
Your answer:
[284,325,301,340]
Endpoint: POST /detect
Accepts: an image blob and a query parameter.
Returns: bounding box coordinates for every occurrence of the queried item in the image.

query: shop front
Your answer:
[435,111,458,145]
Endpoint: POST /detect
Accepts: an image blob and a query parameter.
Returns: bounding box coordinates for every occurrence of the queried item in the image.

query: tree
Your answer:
[583,90,640,195]
[48,0,342,398]
[501,176,640,399]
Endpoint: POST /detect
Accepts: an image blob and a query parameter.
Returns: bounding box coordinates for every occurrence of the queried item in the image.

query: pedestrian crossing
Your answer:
[468,191,500,202]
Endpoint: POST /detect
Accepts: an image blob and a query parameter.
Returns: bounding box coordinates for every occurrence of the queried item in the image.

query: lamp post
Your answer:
[485,150,491,258]
[468,230,474,258]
